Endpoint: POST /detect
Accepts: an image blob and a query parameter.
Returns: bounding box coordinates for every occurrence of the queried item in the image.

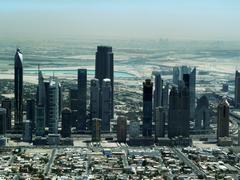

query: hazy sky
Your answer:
[0,0,239,40]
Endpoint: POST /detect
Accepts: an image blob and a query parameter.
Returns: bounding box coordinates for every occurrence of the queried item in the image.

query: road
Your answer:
[173,147,207,178]
[44,148,57,175]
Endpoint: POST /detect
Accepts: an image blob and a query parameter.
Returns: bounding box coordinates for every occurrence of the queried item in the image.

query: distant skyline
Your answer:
[0,0,240,41]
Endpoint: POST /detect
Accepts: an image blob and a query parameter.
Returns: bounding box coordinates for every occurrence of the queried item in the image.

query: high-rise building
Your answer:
[26,99,35,131]
[195,96,210,130]
[92,118,101,142]
[0,108,6,135]
[44,81,50,127]
[143,79,153,137]
[129,120,140,140]
[173,67,180,85]
[35,105,45,137]
[162,83,169,108]
[155,106,166,138]
[23,120,32,142]
[117,116,127,143]
[90,78,100,119]
[61,108,72,138]
[217,98,229,140]
[101,79,112,132]
[95,46,114,118]
[69,88,78,127]
[168,86,190,138]
[235,71,240,107]
[48,77,60,134]
[77,69,87,131]
[1,98,12,131]
[37,66,46,106]
[14,48,23,130]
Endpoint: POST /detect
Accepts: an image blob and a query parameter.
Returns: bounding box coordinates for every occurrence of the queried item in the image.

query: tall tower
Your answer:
[0,108,6,135]
[90,78,100,119]
[142,79,153,137]
[77,69,87,131]
[117,116,127,143]
[168,86,190,138]
[217,98,229,140]
[92,118,101,142]
[14,48,23,130]
[235,71,240,107]
[48,77,60,134]
[155,106,166,139]
[101,79,112,132]
[61,108,72,138]
[95,46,114,118]
[153,71,163,110]
[195,96,210,130]
[26,99,35,131]
[1,98,12,131]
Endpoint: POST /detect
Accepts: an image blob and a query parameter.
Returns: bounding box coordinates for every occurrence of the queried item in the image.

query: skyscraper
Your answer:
[35,105,45,137]
[142,79,153,137]
[162,83,169,108]
[117,116,127,143]
[26,99,35,131]
[95,46,114,118]
[61,108,72,138]
[235,71,240,107]
[92,118,101,142]
[77,69,87,131]
[14,48,23,130]
[101,79,112,132]
[23,120,32,142]
[155,106,166,138]
[48,77,60,134]
[173,67,180,85]
[153,71,163,110]
[37,66,46,106]
[168,86,190,138]
[69,88,78,127]
[1,98,12,131]
[217,98,229,140]
[90,78,100,119]
[195,96,210,130]
[0,108,6,135]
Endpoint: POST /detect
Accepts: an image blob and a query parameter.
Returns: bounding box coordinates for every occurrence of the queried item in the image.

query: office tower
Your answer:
[77,69,87,131]
[23,120,32,142]
[14,48,23,130]
[155,106,166,138]
[235,71,240,107]
[162,83,169,108]
[48,77,60,134]
[61,108,72,138]
[35,105,45,136]
[58,83,63,121]
[26,99,35,131]
[37,67,46,106]
[95,46,114,118]
[129,120,140,140]
[168,86,190,138]
[195,96,210,130]
[183,68,196,120]
[90,78,100,119]
[101,79,112,132]
[44,82,50,127]
[1,98,12,131]
[69,88,78,127]
[217,98,229,140]
[0,108,6,135]
[142,79,153,137]
[173,67,180,85]
[153,71,163,109]
[117,116,127,143]
[92,118,101,142]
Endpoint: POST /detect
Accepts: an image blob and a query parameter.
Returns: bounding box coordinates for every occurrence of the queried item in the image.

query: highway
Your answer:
[44,148,57,175]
